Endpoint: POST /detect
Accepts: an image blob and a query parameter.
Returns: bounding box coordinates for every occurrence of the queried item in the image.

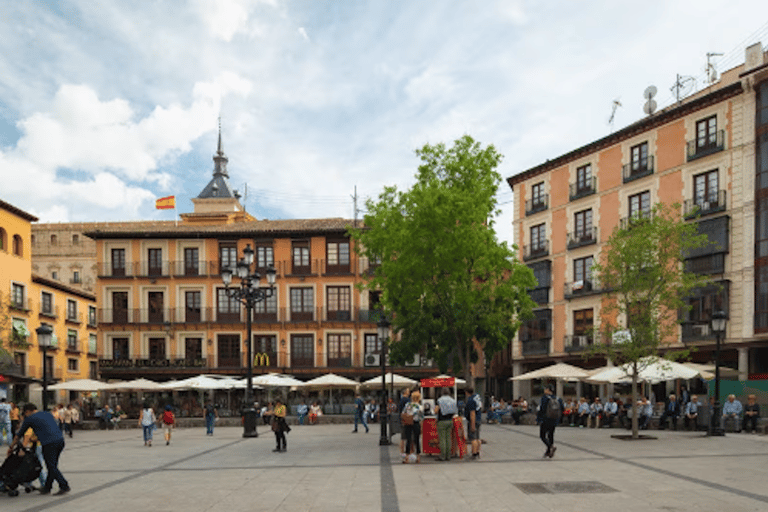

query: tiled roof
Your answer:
[0,199,39,222]
[83,218,358,239]
[32,274,96,301]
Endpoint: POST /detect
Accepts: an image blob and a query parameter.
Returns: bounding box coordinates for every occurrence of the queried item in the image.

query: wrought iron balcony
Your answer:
[563,279,600,298]
[564,334,595,353]
[567,227,598,250]
[525,194,549,216]
[569,177,597,201]
[39,303,59,319]
[521,339,549,356]
[685,253,725,275]
[622,155,655,183]
[687,130,725,162]
[680,322,716,342]
[619,211,653,230]
[523,240,549,261]
[683,190,727,219]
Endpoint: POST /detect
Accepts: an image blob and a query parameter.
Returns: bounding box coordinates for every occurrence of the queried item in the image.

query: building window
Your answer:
[530,223,546,251]
[694,170,718,206]
[219,242,237,273]
[149,338,166,360]
[574,209,593,241]
[12,235,22,256]
[696,115,718,150]
[364,333,381,355]
[72,271,80,284]
[290,287,314,321]
[41,292,53,315]
[112,291,128,323]
[326,240,350,273]
[67,329,78,351]
[185,338,203,363]
[217,334,241,367]
[253,292,277,320]
[573,308,594,335]
[253,335,277,367]
[147,248,163,276]
[113,337,129,360]
[14,352,26,375]
[185,291,202,322]
[327,333,352,367]
[89,361,97,379]
[628,191,651,218]
[326,286,351,321]
[89,334,97,354]
[0,227,6,251]
[68,358,78,372]
[184,247,199,276]
[11,283,24,308]
[111,248,126,277]
[88,305,96,326]
[147,292,164,323]
[290,334,314,367]
[531,182,545,207]
[574,256,594,284]
[292,240,311,275]
[630,142,649,173]
[50,234,57,245]
[72,234,79,245]
[576,164,592,192]
[51,271,58,280]
[67,300,78,321]
[216,288,240,322]
[255,243,274,273]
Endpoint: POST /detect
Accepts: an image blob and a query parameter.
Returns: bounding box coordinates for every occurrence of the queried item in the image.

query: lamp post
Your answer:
[709,310,727,437]
[36,324,53,411]
[222,244,277,438]
[378,315,391,446]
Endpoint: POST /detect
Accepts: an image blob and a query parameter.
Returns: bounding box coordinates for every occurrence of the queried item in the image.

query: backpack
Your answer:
[546,396,561,420]
[162,410,174,425]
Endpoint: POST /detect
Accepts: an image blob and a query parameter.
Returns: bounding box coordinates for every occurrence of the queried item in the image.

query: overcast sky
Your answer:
[1,1,767,247]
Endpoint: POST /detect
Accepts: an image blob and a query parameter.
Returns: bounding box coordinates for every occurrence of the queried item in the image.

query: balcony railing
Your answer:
[39,304,59,319]
[327,357,352,368]
[687,130,725,162]
[567,227,598,250]
[66,340,80,353]
[569,177,597,201]
[523,241,549,261]
[680,322,716,342]
[685,253,725,275]
[65,312,82,324]
[564,279,600,298]
[171,260,213,277]
[525,194,549,216]
[622,155,655,183]
[683,190,727,219]
[97,307,382,326]
[9,298,31,312]
[619,211,653,230]
[564,334,595,353]
[521,339,549,356]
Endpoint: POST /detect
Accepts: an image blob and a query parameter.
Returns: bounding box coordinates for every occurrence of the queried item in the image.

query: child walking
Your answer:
[161,405,175,445]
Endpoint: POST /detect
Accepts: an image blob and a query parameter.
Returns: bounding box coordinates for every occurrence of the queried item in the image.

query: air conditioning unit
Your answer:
[421,358,434,367]
[364,353,380,367]
[405,354,420,367]
[692,324,710,337]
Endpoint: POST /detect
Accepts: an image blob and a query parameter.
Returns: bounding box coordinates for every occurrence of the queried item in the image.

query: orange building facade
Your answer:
[504,43,768,397]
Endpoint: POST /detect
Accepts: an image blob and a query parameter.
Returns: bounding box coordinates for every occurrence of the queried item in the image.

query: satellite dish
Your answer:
[643,85,657,115]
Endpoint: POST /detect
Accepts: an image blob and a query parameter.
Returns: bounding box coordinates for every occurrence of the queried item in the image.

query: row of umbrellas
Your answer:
[47,372,441,392]
[511,358,738,385]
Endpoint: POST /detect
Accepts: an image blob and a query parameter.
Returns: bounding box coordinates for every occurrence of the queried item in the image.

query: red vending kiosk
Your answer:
[419,377,466,458]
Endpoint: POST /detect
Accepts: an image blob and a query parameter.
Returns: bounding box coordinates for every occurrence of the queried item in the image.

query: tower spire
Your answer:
[213,118,228,178]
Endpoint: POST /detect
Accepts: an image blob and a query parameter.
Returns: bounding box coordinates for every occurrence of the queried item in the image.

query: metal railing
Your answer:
[683,190,727,219]
[564,279,599,298]
[622,155,655,183]
[684,253,725,275]
[65,312,83,324]
[525,194,549,216]
[680,322,716,341]
[39,303,59,318]
[10,298,31,312]
[96,306,381,325]
[687,130,725,162]
[619,210,653,230]
[523,241,549,261]
[569,177,597,201]
[564,334,595,353]
[567,227,598,249]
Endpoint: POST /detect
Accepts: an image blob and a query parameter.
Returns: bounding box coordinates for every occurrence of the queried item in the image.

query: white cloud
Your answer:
[298,27,309,42]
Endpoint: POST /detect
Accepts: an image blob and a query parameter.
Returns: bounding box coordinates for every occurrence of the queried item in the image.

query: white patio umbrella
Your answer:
[246,373,305,388]
[104,378,166,391]
[162,375,238,390]
[303,373,358,389]
[48,378,110,391]
[587,357,700,384]
[360,372,417,389]
[681,362,739,380]
[509,363,590,381]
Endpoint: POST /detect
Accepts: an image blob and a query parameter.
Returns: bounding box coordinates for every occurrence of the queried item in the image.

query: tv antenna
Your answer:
[608,98,622,132]
[643,86,657,116]
[671,74,696,104]
[706,52,723,85]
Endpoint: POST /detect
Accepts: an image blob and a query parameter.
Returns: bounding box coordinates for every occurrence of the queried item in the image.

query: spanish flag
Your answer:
[155,195,175,210]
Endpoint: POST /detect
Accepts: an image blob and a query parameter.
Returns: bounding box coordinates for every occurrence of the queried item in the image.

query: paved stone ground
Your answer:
[4,422,768,512]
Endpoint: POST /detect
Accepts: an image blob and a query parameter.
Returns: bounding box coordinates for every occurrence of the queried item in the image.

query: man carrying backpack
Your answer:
[537,384,564,459]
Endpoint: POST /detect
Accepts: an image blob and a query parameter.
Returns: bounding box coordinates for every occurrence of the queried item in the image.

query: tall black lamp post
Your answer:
[222,244,277,438]
[36,324,53,411]
[378,315,391,446]
[709,310,727,436]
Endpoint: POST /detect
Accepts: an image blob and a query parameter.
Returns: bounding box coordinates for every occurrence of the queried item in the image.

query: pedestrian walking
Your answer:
[161,405,175,445]
[402,390,423,463]
[352,393,369,433]
[537,384,564,458]
[204,401,218,436]
[266,398,290,452]
[464,387,482,459]
[138,402,156,447]
[397,388,411,455]
[9,403,70,495]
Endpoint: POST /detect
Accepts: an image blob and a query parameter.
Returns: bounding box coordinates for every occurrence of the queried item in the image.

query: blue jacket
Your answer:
[16,411,64,446]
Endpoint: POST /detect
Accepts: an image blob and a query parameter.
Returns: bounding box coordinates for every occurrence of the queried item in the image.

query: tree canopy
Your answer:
[590,201,712,437]
[350,135,536,386]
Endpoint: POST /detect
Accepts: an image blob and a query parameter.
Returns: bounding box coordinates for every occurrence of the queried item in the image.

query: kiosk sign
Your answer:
[420,377,454,388]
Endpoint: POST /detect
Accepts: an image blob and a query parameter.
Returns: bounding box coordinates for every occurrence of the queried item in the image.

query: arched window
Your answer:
[0,227,6,252]
[13,234,23,256]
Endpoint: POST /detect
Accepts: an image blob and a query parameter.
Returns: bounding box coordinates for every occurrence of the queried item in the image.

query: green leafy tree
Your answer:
[590,202,712,438]
[350,135,537,387]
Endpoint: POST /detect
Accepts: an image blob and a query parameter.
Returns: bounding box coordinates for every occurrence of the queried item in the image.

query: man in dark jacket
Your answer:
[537,385,564,458]
[9,403,70,495]
[659,394,681,430]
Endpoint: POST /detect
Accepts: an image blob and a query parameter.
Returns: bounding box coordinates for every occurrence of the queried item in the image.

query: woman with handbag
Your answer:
[402,390,423,463]
[266,398,290,452]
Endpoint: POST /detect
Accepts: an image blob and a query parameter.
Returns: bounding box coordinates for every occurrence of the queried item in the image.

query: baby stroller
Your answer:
[0,442,42,497]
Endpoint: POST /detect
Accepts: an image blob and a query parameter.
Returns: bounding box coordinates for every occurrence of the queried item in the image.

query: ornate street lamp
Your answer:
[378,314,391,446]
[36,324,53,411]
[709,310,727,436]
[222,244,277,438]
